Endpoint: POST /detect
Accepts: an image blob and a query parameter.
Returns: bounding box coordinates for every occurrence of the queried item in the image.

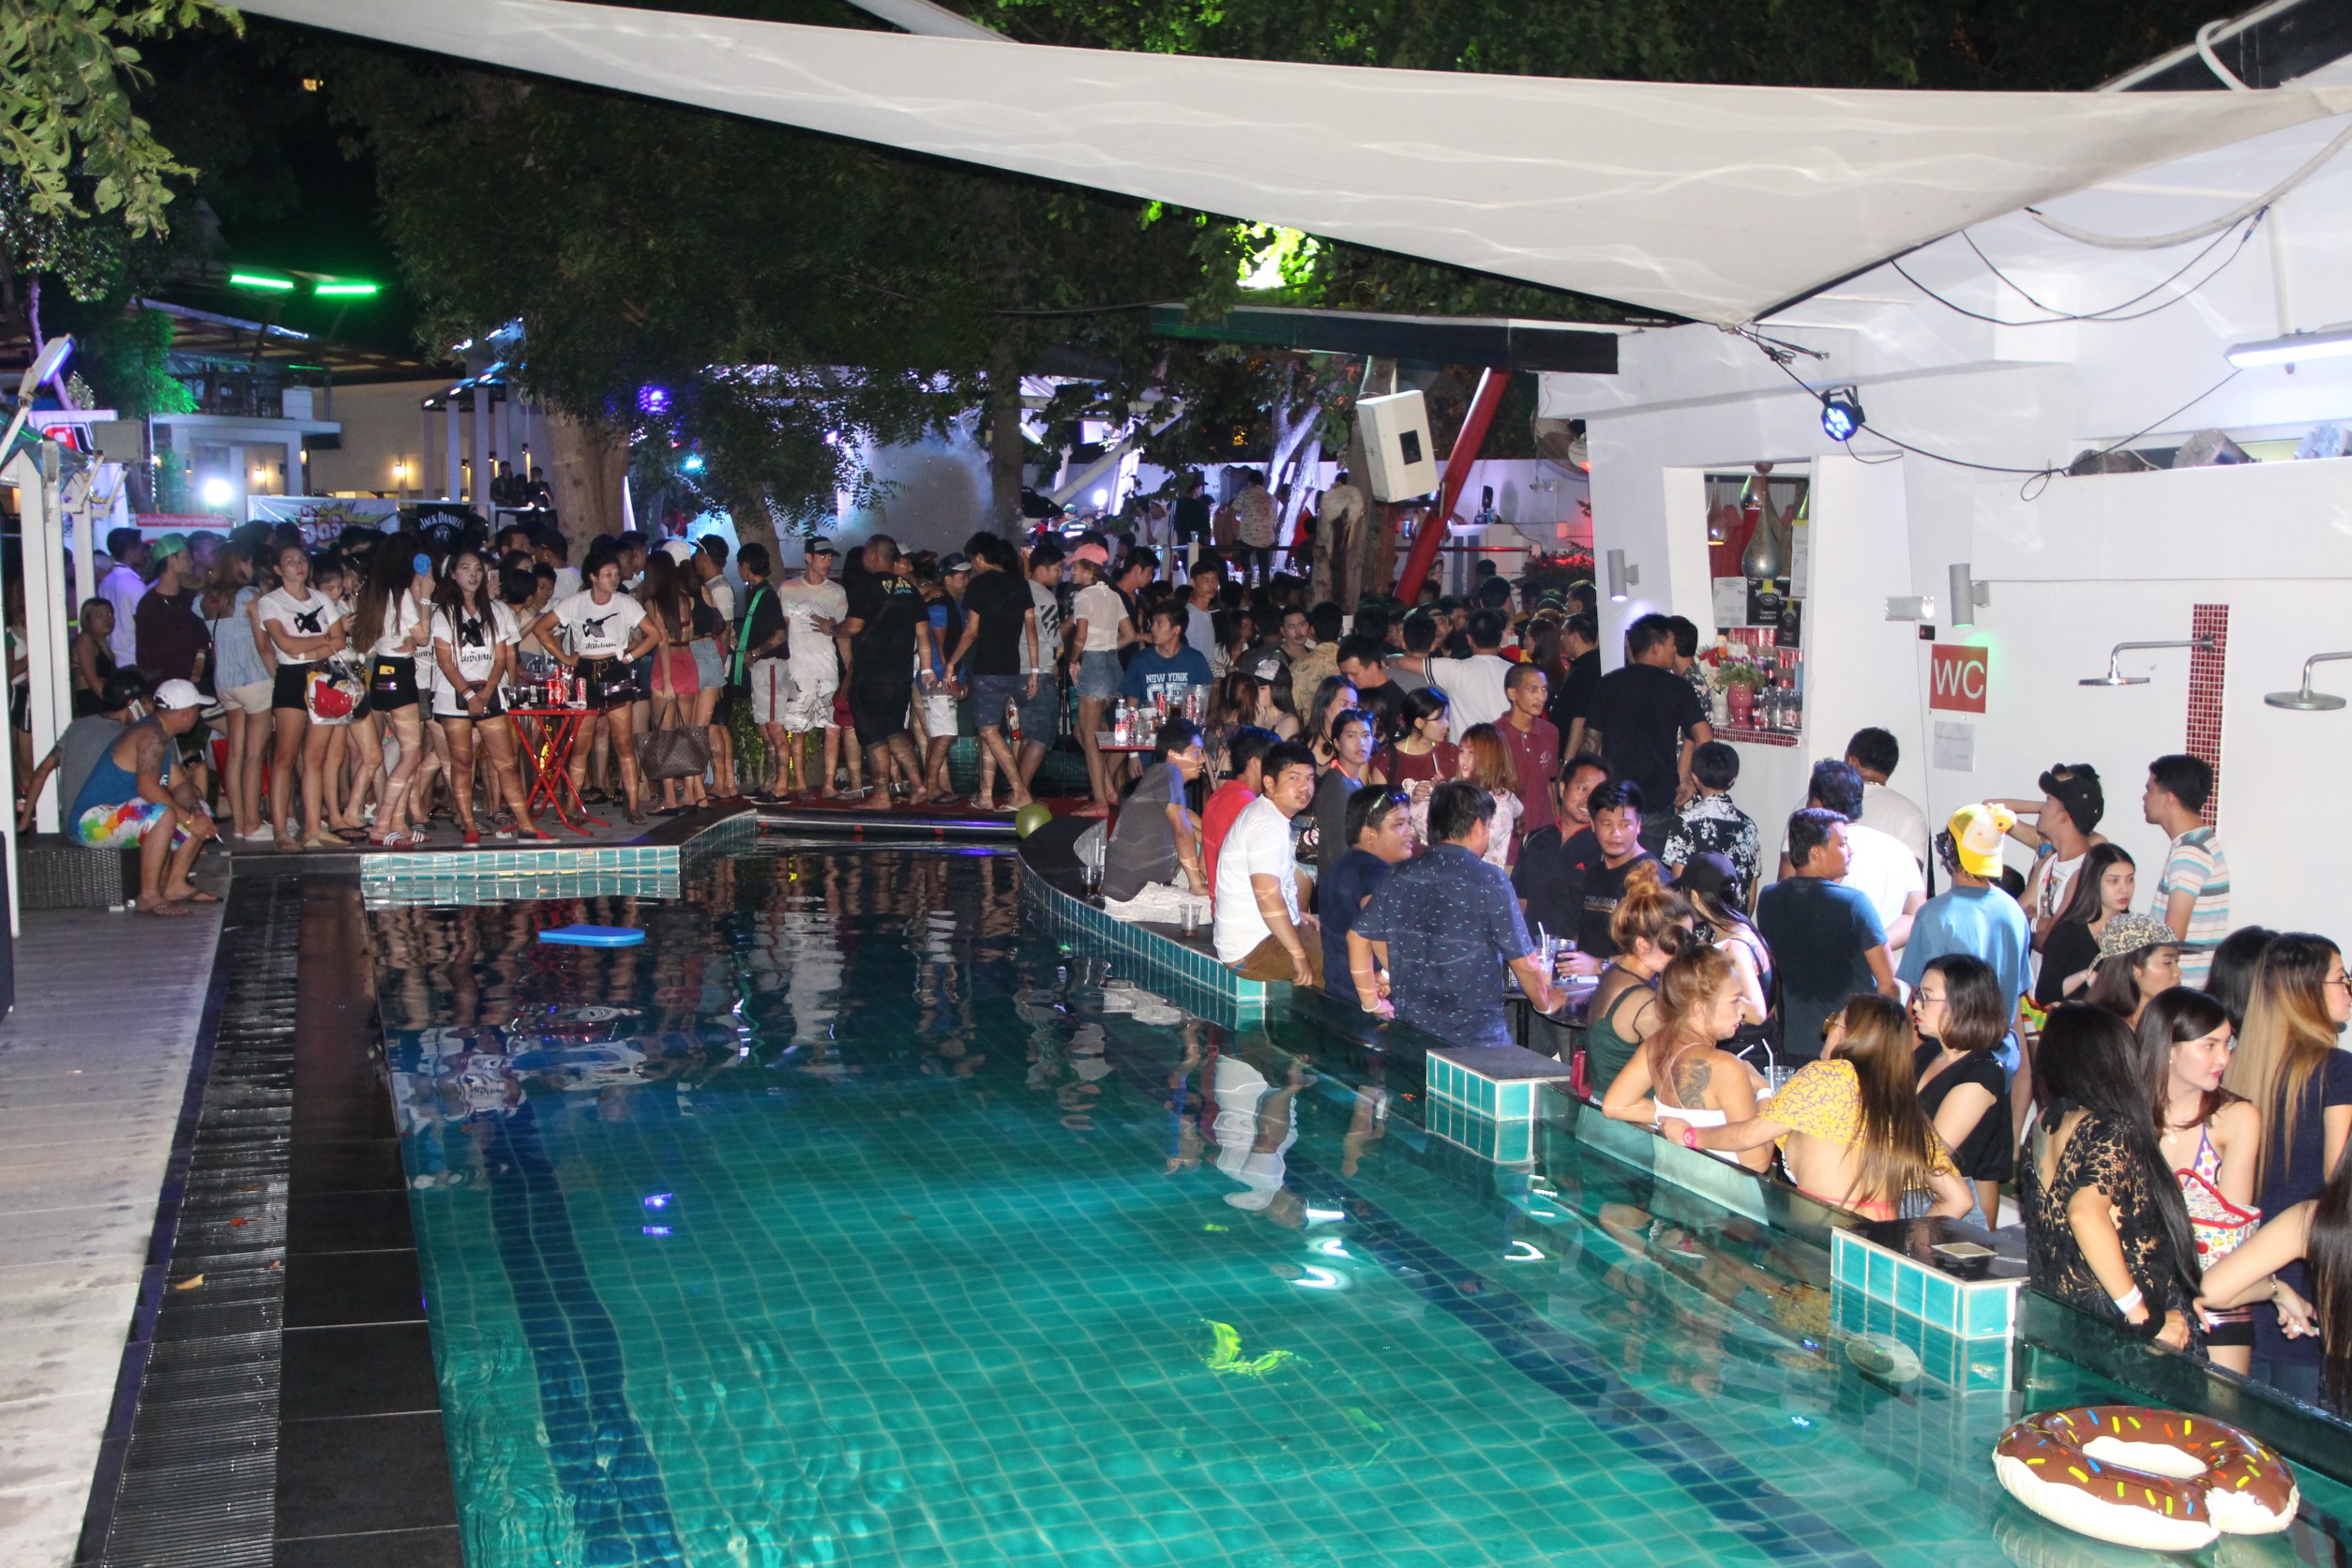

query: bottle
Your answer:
[1006,697,1022,745]
[1113,699,1132,746]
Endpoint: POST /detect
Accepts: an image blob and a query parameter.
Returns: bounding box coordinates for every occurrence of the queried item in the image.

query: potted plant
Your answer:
[1703,646,1769,726]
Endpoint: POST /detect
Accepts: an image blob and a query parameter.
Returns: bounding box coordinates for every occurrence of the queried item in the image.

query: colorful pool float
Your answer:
[1992,1406,2298,1551]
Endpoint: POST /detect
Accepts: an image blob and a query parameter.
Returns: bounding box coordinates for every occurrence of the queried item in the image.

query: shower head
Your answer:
[2080,637,2215,688]
[2265,651,2352,712]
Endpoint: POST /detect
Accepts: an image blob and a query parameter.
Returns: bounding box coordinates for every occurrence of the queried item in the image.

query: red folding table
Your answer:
[516,706,608,835]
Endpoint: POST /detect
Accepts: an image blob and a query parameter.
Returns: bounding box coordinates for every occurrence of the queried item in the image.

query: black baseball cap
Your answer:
[2038,764,2104,834]
[941,552,972,574]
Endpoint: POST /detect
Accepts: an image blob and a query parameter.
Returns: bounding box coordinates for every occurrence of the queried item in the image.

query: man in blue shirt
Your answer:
[1898,804,2031,1088]
[1349,780,1560,1049]
[1318,785,1413,989]
[1118,605,1214,714]
[1756,807,1897,1063]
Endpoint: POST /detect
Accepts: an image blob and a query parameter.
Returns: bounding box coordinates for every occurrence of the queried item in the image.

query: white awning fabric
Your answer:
[236,0,2352,324]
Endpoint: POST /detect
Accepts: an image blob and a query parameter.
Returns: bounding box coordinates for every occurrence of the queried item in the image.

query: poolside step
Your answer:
[1425,1045,1575,1121]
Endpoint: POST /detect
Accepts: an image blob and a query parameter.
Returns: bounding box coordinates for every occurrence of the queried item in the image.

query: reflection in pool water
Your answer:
[371,847,2347,1568]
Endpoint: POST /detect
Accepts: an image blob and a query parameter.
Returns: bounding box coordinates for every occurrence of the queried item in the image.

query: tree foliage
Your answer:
[281,0,2211,532]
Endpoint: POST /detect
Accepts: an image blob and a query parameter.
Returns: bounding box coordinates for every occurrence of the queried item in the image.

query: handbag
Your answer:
[305,654,366,726]
[637,724,713,781]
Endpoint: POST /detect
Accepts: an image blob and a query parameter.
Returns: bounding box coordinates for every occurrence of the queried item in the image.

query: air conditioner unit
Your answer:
[1357,390,1439,500]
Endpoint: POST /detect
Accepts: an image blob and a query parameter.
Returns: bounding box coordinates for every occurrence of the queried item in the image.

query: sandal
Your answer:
[274,836,303,853]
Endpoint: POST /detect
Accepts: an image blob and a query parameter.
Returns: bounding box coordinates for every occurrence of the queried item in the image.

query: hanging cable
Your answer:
[2025,118,2352,250]
[1888,211,2266,327]
[1733,328,2243,492]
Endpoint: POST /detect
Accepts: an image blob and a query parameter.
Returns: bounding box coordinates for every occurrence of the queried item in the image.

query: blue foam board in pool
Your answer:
[538,925,647,948]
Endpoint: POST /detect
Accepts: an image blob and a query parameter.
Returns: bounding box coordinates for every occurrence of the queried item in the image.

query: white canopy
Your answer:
[237,0,2352,324]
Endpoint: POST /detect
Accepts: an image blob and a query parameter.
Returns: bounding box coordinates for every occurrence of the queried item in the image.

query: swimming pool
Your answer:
[373,845,2352,1568]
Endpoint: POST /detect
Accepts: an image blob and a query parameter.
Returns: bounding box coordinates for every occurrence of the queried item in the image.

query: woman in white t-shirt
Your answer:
[253,540,348,852]
[1064,555,1136,816]
[527,550,658,822]
[351,537,441,847]
[431,548,546,844]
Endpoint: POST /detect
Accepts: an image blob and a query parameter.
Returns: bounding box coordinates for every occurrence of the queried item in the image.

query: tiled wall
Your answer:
[1831,1229,2019,1342]
[1427,1098,1535,1164]
[2188,603,2229,824]
[1832,1286,2013,1394]
[1425,1055,1547,1120]
[359,814,764,908]
[1017,862,1269,1026]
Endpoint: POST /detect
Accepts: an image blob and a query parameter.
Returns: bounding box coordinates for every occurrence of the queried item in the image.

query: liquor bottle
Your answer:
[1006,697,1022,745]
[1113,699,1132,746]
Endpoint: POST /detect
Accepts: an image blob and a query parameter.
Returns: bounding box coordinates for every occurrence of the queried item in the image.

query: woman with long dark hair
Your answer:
[1373,686,1456,803]
[1671,994,1974,1220]
[1576,863,1692,1090]
[1912,953,2014,1225]
[2022,1003,2197,1348]
[1299,675,1359,768]
[2223,933,2352,1395]
[2197,1141,2352,1410]
[254,541,347,851]
[2203,926,2277,1031]
[350,535,436,847]
[199,544,269,841]
[1673,852,1770,1051]
[430,548,547,844]
[2138,988,2262,1373]
[639,550,709,813]
[2034,843,2134,1006]
[529,546,659,823]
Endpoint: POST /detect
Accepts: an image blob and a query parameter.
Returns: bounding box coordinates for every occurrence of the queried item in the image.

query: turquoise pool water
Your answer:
[374,846,2348,1568]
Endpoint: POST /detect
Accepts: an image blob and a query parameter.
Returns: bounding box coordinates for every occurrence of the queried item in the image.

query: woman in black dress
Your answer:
[2033,843,2134,1008]
[1912,953,2013,1226]
[2021,1003,2198,1349]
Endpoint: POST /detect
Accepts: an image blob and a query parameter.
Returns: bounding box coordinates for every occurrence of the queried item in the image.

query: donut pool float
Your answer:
[1993,1407,2298,1551]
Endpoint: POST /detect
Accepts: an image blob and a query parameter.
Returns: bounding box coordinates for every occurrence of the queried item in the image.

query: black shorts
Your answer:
[369,656,420,711]
[272,661,318,712]
[848,679,912,744]
[577,657,640,714]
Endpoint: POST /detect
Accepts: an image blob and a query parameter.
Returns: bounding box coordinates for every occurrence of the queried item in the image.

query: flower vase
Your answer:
[1726,683,1755,728]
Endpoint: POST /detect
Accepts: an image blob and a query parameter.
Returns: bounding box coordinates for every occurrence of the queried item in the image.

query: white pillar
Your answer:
[13,445,70,841]
[419,406,434,499]
[445,400,461,501]
[0,451,39,926]
[473,389,493,513]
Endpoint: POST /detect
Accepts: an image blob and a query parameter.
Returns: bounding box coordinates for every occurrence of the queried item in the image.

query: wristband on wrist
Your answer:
[1680,1125,1699,1150]
[2111,1285,2145,1316]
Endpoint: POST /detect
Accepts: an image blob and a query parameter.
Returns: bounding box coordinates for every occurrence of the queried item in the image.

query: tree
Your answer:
[0,0,233,360]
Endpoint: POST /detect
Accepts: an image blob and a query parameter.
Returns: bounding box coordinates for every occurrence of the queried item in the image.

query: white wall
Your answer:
[1541,105,2352,941]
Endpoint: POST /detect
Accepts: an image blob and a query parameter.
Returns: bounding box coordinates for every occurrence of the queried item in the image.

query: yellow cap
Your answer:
[1948,802,2015,879]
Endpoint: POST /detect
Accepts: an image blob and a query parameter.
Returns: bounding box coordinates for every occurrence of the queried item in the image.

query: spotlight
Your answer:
[200,476,233,507]
[1820,389,1865,443]
[637,384,671,418]
[1605,549,1638,603]
[682,454,703,474]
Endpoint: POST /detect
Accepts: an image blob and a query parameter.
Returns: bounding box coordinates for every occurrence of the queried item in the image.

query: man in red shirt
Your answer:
[1498,663,1560,844]
[1202,727,1278,895]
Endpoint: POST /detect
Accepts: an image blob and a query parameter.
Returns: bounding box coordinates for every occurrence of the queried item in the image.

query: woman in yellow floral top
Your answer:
[1661,994,1976,1220]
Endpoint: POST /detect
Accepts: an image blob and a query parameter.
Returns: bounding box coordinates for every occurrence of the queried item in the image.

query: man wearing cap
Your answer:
[1899,804,2032,1024]
[1993,763,2108,946]
[134,533,210,685]
[67,678,218,915]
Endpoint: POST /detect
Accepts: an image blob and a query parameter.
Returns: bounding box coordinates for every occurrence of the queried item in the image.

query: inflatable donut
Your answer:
[1993,1406,2299,1552]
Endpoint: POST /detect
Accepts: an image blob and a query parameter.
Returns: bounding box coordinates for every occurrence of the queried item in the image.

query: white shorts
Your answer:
[221,679,273,716]
[750,659,793,726]
[781,662,837,732]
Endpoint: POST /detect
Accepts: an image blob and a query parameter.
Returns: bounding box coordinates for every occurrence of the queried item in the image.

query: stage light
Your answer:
[682,454,704,473]
[637,384,671,417]
[229,272,295,292]
[201,476,233,506]
[1820,389,1864,443]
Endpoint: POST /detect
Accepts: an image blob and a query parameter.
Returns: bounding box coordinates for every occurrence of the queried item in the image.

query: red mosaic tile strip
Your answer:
[2188,604,2228,825]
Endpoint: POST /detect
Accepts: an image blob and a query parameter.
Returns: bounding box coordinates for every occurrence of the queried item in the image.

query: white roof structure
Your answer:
[238,0,2352,324]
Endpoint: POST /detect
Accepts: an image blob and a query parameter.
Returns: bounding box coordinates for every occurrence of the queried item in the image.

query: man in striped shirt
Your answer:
[2143,753,2228,986]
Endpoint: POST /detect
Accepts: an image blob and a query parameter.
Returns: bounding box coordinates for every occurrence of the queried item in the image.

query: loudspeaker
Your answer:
[1356,390,1439,500]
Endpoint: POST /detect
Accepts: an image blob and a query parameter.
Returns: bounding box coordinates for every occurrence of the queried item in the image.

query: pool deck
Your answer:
[0,882,226,1568]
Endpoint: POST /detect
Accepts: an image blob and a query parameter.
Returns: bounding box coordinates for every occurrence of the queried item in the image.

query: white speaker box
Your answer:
[1356,390,1439,500]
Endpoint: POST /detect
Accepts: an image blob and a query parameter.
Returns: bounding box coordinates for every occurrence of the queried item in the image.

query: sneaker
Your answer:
[491,813,517,841]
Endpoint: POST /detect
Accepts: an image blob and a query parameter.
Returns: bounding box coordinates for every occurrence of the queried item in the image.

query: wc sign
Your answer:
[1930,645,1990,713]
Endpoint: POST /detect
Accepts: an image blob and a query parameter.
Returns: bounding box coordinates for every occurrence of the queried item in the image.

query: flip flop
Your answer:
[167,890,222,905]
[139,900,194,918]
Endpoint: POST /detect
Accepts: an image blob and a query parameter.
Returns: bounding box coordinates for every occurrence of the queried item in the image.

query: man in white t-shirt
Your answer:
[1424,608,1515,731]
[1844,727,1930,871]
[1792,759,1925,950]
[1991,763,2107,943]
[98,529,149,667]
[1213,743,1319,984]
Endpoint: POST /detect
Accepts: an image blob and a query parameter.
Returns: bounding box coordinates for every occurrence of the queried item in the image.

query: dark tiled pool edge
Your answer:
[74,873,460,1567]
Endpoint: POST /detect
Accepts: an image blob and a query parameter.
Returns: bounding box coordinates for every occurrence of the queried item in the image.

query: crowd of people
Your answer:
[1077,549,2349,1410]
